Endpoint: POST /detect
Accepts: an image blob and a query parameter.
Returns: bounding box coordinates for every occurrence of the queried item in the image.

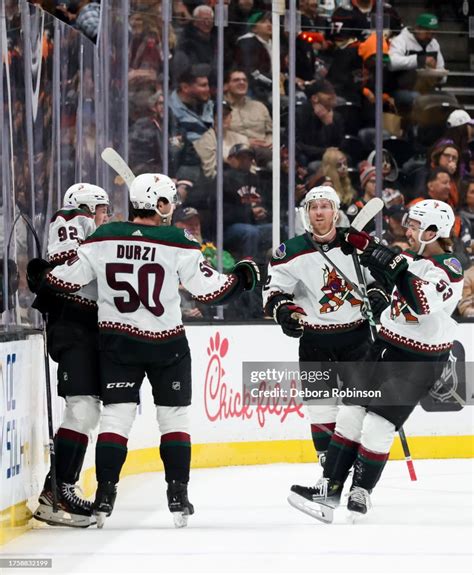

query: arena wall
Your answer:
[1,325,473,544]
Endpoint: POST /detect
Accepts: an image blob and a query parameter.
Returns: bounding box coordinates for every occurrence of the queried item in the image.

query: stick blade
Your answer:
[351,198,384,232]
[101,147,136,188]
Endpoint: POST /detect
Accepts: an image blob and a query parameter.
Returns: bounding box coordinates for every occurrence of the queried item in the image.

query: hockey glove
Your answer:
[27,258,52,293]
[367,285,391,322]
[232,259,260,291]
[360,242,408,284]
[344,229,372,252]
[275,303,307,338]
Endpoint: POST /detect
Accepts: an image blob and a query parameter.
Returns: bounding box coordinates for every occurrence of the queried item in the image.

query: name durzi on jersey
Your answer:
[116,244,157,261]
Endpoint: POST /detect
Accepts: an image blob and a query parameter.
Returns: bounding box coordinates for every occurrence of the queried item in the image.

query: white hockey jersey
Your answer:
[46,221,238,343]
[47,207,98,307]
[379,250,464,355]
[263,233,374,334]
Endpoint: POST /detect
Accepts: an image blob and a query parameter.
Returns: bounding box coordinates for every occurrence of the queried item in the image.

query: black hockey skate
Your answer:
[93,482,117,529]
[288,477,343,524]
[34,481,94,528]
[347,486,371,521]
[167,481,194,528]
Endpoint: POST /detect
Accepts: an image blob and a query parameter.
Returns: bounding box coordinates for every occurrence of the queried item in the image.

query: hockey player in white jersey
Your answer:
[28,183,110,528]
[289,199,463,522]
[42,173,260,528]
[263,186,389,469]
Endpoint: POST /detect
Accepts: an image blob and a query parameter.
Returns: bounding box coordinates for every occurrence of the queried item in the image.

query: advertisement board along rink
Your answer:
[0,323,473,548]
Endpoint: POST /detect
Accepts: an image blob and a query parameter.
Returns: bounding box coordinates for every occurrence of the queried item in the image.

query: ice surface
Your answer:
[1,460,472,575]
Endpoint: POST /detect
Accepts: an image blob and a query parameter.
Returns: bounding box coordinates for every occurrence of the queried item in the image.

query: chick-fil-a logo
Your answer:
[204,332,304,427]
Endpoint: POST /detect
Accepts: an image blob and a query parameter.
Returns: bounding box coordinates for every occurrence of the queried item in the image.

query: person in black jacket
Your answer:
[295,80,345,169]
[235,11,273,104]
[222,143,272,263]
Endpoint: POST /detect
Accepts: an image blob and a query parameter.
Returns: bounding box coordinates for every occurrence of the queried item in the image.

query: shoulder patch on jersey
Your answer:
[273,243,286,259]
[444,257,462,276]
[270,235,311,265]
[183,229,199,243]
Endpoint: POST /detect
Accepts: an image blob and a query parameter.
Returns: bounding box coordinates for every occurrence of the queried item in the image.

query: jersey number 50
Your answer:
[106,263,165,317]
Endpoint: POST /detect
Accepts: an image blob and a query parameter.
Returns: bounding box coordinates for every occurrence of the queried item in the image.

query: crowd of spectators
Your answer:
[5,0,474,321]
[124,0,474,318]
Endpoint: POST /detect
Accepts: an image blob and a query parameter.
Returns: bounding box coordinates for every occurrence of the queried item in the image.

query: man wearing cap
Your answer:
[221,143,272,263]
[295,79,345,168]
[389,13,446,109]
[235,11,272,103]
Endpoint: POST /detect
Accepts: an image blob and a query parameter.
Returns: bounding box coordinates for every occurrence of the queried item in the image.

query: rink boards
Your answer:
[1,324,473,544]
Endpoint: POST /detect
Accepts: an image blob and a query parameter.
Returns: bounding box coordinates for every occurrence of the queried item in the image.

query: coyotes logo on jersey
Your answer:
[319,265,362,314]
[390,289,419,323]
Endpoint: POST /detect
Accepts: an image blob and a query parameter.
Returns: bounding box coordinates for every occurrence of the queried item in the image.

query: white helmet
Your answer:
[129,173,178,212]
[404,199,455,254]
[301,186,340,236]
[63,183,109,213]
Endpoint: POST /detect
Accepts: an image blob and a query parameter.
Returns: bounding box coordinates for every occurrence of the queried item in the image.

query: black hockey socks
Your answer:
[55,428,88,484]
[95,433,128,484]
[310,422,335,458]
[352,445,389,491]
[323,432,360,483]
[160,432,191,483]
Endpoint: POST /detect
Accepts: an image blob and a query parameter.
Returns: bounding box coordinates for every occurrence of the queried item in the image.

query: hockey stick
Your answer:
[101,147,136,188]
[348,204,418,481]
[8,213,60,508]
[41,313,59,510]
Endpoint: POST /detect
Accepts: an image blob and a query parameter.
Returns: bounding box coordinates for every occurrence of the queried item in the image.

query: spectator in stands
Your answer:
[295,0,328,83]
[193,101,250,179]
[313,147,356,210]
[327,9,363,104]
[224,68,273,167]
[457,264,474,317]
[459,179,474,240]
[346,162,376,221]
[226,0,256,67]
[409,166,451,205]
[129,90,200,179]
[349,0,403,37]
[295,79,345,168]
[235,11,272,103]
[411,140,461,207]
[174,5,216,71]
[383,205,409,251]
[222,143,272,263]
[409,168,471,267]
[169,66,214,143]
[389,13,446,112]
[445,110,474,177]
[128,12,161,73]
[358,33,396,126]
[367,148,400,189]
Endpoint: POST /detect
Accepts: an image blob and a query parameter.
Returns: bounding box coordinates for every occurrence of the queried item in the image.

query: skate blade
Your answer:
[172,511,189,528]
[287,492,335,524]
[34,505,93,529]
[346,509,368,524]
[95,511,108,529]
